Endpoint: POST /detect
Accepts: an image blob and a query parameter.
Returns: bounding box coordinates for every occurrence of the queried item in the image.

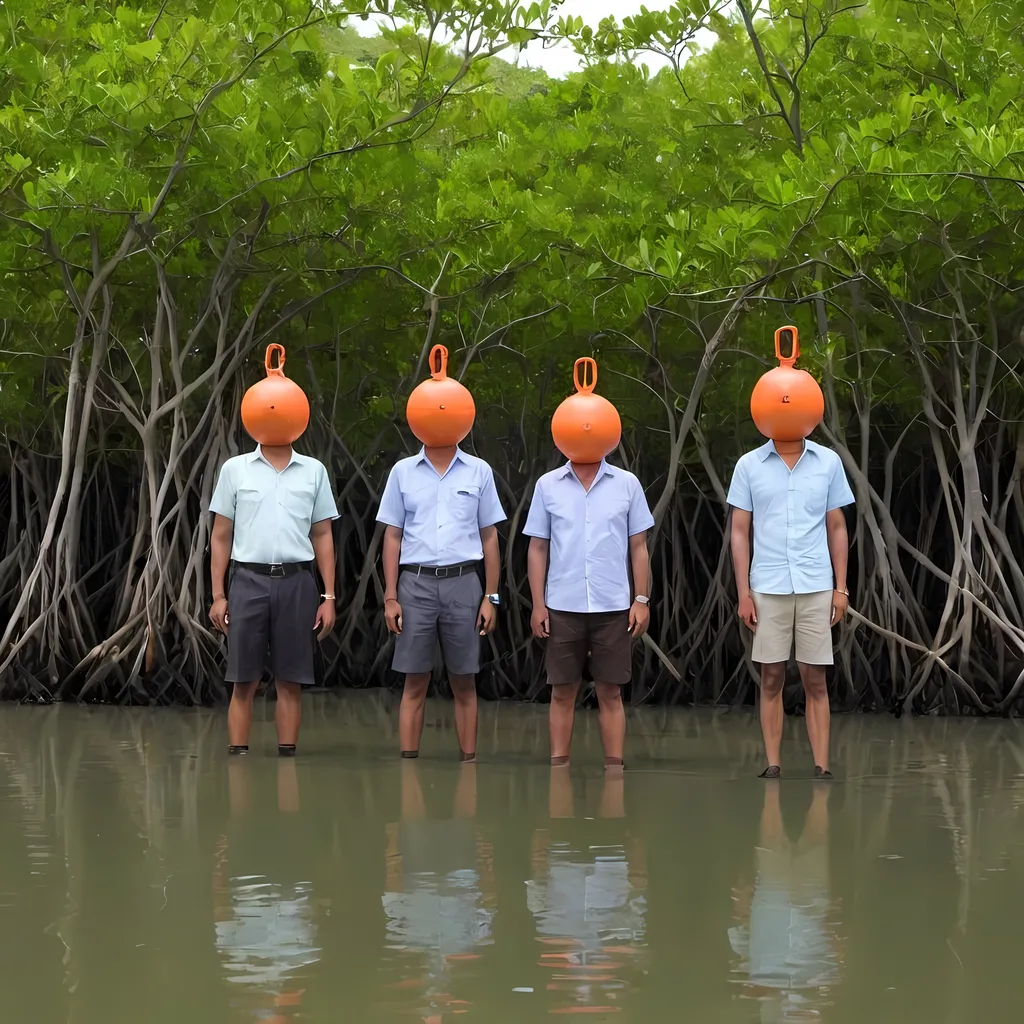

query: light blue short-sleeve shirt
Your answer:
[726,440,854,595]
[523,461,655,614]
[209,448,339,564]
[375,448,506,567]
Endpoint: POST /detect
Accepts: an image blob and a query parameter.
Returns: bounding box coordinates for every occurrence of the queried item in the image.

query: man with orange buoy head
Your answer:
[727,326,854,780]
[208,344,339,758]
[524,358,654,771]
[376,345,506,762]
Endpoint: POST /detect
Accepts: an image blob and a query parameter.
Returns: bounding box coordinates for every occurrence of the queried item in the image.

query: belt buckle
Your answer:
[269,563,285,578]
[436,565,449,579]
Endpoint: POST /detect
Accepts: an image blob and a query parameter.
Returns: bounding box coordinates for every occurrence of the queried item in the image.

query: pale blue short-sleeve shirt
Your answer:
[209,448,339,564]
[726,440,854,595]
[523,461,655,614]
[375,448,506,567]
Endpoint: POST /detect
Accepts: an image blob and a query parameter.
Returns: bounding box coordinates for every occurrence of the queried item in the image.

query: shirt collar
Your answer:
[250,446,298,468]
[415,446,465,471]
[757,439,819,462]
[559,459,613,484]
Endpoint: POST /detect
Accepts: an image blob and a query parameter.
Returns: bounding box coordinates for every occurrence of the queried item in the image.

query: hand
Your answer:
[628,600,650,638]
[314,599,336,639]
[831,590,849,626]
[385,597,403,635]
[210,597,229,635]
[737,593,758,632]
[530,605,550,639]
[478,599,497,636]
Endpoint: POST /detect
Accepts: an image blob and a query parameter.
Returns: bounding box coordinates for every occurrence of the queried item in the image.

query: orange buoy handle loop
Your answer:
[265,343,287,376]
[429,344,449,381]
[573,357,598,395]
[774,326,800,368]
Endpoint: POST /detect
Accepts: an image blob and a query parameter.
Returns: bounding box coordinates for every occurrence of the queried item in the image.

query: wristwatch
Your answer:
[486,593,501,606]
[634,595,650,606]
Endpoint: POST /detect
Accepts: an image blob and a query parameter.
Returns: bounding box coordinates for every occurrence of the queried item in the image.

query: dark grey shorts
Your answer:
[392,571,483,676]
[546,609,633,687]
[225,568,319,686]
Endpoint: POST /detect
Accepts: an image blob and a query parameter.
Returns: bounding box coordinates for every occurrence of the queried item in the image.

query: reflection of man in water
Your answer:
[526,769,647,1016]
[381,759,495,1023]
[728,781,842,1022]
[213,759,320,1023]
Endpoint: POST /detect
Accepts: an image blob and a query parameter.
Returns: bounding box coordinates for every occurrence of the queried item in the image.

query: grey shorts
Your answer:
[226,568,319,686]
[392,571,483,676]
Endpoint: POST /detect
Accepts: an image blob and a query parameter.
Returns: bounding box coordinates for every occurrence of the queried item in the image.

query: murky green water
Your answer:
[1,694,1023,1023]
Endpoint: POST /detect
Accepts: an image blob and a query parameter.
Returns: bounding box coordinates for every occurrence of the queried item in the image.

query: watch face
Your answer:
[487,594,500,605]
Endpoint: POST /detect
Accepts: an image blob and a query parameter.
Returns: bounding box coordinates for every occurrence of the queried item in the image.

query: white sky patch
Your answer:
[348,0,701,79]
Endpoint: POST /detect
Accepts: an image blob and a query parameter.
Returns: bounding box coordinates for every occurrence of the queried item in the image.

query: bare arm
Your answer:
[382,525,403,602]
[310,520,336,597]
[730,509,753,600]
[826,508,848,593]
[480,525,500,594]
[527,537,549,608]
[211,514,234,600]
[629,532,650,598]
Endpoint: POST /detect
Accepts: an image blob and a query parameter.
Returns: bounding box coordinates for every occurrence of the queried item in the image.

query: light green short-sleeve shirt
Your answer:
[209,448,339,564]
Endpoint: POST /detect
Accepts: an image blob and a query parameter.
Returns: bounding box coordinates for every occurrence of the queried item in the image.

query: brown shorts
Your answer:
[546,609,633,687]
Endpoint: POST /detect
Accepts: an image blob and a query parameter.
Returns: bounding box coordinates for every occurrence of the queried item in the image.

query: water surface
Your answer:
[1,694,1022,1022]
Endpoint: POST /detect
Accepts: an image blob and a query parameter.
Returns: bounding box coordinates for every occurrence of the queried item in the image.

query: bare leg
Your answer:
[454,761,478,818]
[228,681,259,747]
[274,681,302,747]
[449,673,478,759]
[549,765,574,818]
[759,662,786,769]
[277,758,300,813]
[595,682,626,767]
[400,757,426,818]
[599,771,625,818]
[798,662,831,772]
[759,778,787,851]
[227,756,251,814]
[549,682,580,763]
[399,673,430,754]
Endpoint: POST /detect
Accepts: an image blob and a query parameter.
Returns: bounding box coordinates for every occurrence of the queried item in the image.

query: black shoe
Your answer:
[814,766,834,780]
[228,745,249,756]
[758,765,781,779]
[278,744,296,757]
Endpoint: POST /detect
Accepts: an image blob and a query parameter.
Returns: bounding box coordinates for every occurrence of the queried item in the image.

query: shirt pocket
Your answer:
[235,486,263,518]
[797,467,830,521]
[452,485,482,525]
[282,481,316,522]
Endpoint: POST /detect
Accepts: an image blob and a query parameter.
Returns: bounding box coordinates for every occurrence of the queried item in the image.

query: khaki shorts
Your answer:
[750,591,834,666]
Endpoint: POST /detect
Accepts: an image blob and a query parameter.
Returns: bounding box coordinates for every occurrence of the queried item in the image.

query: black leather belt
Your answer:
[400,560,480,579]
[231,560,314,578]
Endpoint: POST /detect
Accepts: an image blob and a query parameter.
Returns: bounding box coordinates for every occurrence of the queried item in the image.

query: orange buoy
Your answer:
[551,358,622,463]
[406,344,476,447]
[240,344,310,446]
[750,326,824,442]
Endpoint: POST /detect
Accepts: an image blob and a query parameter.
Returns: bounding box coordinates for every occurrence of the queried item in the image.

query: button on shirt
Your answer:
[209,448,339,564]
[376,448,506,566]
[726,440,854,595]
[524,461,655,614]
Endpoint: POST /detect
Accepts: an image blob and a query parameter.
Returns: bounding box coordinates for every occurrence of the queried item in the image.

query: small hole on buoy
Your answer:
[439,404,446,410]
[584,423,592,430]
[270,405,275,409]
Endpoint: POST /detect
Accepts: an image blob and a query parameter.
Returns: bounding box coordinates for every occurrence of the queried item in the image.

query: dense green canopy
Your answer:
[0,0,1021,711]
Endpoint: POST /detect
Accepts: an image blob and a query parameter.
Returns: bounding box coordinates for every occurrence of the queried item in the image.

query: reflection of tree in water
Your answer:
[380,759,495,1024]
[526,769,648,1016]
[213,757,320,1023]
[728,781,842,1023]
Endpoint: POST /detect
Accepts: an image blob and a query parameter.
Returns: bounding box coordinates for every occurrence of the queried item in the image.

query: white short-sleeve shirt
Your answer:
[375,448,506,567]
[523,461,655,614]
[209,448,339,564]
[726,439,854,595]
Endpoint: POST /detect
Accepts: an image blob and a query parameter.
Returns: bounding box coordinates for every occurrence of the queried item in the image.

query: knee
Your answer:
[231,682,258,705]
[402,674,429,704]
[802,671,828,701]
[595,684,622,710]
[550,685,577,708]
[449,675,477,704]
[761,665,785,697]
[276,682,301,704]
